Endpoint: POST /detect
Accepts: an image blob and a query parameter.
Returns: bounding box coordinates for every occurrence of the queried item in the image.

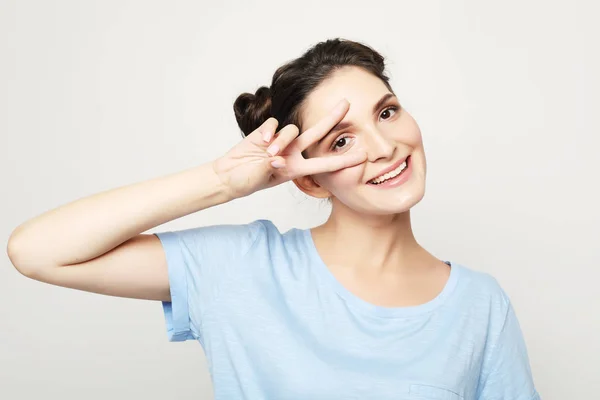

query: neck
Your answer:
[312,204,431,276]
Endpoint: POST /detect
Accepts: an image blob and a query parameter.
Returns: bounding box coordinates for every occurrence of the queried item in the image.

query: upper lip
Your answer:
[367,156,410,183]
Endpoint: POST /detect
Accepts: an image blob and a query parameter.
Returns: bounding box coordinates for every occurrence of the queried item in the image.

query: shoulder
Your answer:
[451,263,512,325]
[454,263,510,303]
[203,219,291,253]
[154,219,281,261]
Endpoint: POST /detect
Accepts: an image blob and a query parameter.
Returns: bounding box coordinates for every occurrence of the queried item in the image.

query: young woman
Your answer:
[8,38,540,399]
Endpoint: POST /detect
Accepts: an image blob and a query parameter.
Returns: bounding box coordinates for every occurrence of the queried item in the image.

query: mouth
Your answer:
[367,156,412,187]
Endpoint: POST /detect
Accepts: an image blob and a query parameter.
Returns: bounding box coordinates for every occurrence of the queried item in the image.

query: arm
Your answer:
[6,160,233,301]
[6,106,366,303]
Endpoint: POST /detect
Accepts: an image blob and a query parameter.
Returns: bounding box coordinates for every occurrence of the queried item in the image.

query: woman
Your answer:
[7,38,540,399]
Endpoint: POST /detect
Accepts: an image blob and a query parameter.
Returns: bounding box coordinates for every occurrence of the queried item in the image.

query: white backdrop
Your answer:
[2,1,598,399]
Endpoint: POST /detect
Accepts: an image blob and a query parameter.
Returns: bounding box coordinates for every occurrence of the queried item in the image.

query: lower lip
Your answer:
[367,156,412,188]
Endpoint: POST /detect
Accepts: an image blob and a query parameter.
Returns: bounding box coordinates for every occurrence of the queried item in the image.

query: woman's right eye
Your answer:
[330,135,354,152]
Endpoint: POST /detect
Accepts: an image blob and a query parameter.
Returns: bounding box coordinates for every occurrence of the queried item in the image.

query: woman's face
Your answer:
[296,66,427,215]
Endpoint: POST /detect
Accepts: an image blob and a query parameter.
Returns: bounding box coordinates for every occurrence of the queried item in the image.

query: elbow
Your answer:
[6,231,37,278]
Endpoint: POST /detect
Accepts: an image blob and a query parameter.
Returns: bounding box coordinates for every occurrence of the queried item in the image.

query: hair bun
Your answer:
[233,86,273,137]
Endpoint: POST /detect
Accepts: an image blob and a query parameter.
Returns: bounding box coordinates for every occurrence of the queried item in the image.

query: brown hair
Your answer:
[233,38,394,140]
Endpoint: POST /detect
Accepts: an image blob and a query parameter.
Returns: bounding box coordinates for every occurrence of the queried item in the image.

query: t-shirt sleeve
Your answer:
[477,296,541,400]
[153,220,265,342]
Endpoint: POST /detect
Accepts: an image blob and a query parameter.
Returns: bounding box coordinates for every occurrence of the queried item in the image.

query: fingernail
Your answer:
[262,118,277,142]
[262,130,272,143]
[271,160,285,168]
[267,144,279,157]
[336,98,349,111]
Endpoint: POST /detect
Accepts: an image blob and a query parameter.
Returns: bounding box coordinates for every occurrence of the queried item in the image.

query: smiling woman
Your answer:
[282,65,429,216]
[7,37,541,400]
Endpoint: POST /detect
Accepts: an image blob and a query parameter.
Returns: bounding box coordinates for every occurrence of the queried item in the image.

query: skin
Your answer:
[292,66,450,308]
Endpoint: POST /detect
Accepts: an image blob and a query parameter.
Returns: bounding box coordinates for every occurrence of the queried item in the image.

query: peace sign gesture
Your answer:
[213,99,367,199]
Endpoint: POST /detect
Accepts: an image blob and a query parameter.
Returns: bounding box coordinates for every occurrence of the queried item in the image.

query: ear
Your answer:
[292,175,331,199]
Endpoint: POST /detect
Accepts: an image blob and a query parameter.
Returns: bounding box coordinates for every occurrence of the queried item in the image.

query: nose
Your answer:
[364,127,396,163]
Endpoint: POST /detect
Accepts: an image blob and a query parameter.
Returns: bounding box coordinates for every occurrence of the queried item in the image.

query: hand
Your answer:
[212,99,367,199]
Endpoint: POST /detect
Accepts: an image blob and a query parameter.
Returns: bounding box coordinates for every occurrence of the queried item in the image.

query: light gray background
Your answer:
[2,1,598,399]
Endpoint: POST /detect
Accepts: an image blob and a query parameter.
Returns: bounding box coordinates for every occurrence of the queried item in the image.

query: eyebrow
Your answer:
[317,92,397,146]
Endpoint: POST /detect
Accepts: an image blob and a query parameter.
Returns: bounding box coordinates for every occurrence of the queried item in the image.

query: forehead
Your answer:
[299,66,391,130]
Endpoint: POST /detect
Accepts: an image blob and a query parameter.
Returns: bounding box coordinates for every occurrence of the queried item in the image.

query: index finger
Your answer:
[294,99,350,152]
[294,150,367,177]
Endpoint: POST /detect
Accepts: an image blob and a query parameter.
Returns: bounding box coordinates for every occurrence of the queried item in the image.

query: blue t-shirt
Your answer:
[154,219,540,400]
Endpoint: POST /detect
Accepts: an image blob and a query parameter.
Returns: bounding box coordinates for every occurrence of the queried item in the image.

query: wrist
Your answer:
[210,158,238,203]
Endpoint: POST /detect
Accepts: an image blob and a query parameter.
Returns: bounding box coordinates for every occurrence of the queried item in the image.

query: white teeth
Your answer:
[369,161,407,184]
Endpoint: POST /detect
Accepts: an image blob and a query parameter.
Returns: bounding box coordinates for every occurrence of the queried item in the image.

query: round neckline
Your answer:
[301,227,461,318]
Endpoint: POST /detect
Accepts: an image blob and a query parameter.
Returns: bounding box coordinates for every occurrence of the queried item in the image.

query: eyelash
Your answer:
[329,105,400,152]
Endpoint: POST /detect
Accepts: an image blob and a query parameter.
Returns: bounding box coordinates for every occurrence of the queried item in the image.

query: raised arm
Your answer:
[6,101,366,302]
[6,161,233,301]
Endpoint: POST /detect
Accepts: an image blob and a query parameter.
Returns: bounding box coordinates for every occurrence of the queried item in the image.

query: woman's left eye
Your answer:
[329,105,399,152]
[380,105,399,120]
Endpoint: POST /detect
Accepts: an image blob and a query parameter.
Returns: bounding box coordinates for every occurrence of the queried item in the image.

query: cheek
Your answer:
[413,131,424,147]
[396,114,423,146]
[413,125,424,145]
[320,163,365,189]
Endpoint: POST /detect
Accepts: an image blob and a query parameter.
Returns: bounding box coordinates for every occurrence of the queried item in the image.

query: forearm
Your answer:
[8,160,233,270]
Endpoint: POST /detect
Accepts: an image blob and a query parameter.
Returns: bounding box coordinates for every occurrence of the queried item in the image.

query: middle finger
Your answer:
[294,98,350,151]
[265,123,300,156]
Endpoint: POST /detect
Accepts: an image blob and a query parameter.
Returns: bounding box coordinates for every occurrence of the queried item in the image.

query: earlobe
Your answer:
[292,176,331,199]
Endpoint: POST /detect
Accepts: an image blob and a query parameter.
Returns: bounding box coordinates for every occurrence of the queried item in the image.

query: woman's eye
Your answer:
[380,105,399,120]
[330,136,352,152]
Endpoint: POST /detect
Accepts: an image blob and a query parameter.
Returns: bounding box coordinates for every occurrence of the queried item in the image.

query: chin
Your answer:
[367,185,426,215]
[332,176,427,216]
